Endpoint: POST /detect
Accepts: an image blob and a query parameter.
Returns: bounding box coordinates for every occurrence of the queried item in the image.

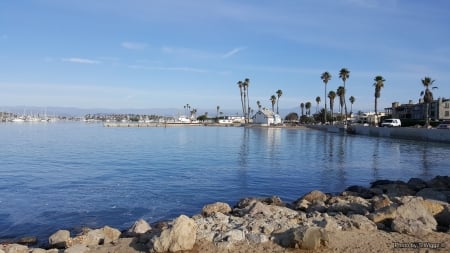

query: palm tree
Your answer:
[339,68,350,122]
[243,81,248,123]
[216,105,220,120]
[305,102,312,116]
[315,96,321,113]
[328,91,336,124]
[373,75,385,116]
[349,96,355,114]
[300,103,305,116]
[321,71,332,123]
[421,76,436,127]
[237,81,244,119]
[274,89,282,114]
[244,78,250,123]
[270,95,277,112]
[256,100,261,110]
[337,86,345,121]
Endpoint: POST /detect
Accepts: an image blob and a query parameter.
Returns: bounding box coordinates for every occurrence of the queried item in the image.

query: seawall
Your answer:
[308,125,450,144]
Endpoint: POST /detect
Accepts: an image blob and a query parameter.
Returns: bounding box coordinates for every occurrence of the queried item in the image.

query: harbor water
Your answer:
[0,122,449,242]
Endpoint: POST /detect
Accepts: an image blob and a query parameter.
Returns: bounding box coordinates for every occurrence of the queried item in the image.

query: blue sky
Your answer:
[1,0,450,115]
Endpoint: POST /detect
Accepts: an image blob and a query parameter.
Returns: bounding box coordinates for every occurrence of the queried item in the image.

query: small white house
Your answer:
[252,108,282,125]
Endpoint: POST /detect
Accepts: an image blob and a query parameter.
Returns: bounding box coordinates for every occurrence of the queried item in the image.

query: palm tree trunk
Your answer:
[324,85,327,124]
[246,88,250,123]
[276,100,279,114]
[243,87,247,123]
[375,97,378,115]
[343,81,348,124]
[239,88,244,120]
[425,103,430,127]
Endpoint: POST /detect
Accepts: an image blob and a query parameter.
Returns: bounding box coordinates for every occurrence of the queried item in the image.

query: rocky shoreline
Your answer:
[1,176,449,253]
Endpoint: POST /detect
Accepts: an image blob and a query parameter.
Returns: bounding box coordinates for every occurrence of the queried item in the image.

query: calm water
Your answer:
[0,122,449,242]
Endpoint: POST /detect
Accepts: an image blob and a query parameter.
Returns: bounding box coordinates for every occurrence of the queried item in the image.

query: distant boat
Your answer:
[11,117,25,122]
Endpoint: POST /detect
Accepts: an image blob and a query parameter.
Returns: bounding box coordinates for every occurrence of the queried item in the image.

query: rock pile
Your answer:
[1,176,449,253]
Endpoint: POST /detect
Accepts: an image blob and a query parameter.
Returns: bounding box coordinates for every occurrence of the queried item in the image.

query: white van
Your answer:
[381,119,401,127]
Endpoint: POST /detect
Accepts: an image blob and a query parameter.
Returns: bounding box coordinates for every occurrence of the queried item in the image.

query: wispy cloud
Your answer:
[161,46,215,59]
[62,57,100,64]
[129,65,208,73]
[121,42,148,50]
[222,47,246,58]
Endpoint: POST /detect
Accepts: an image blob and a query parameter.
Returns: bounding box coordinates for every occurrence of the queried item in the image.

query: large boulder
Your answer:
[202,202,232,216]
[64,244,89,253]
[416,188,448,202]
[49,230,71,248]
[103,226,121,244]
[276,226,329,250]
[3,244,29,253]
[151,215,197,252]
[128,219,152,234]
[390,196,437,236]
[299,190,328,203]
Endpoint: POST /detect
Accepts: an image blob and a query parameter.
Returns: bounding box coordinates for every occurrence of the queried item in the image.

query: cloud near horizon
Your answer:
[62,58,101,64]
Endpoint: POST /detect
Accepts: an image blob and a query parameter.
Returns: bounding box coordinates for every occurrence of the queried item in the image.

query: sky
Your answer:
[1,0,450,115]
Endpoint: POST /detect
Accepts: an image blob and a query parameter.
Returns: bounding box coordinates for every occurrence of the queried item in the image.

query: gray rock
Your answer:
[49,230,71,248]
[368,205,398,223]
[391,217,431,237]
[217,229,245,243]
[427,176,450,189]
[299,190,328,203]
[103,226,121,244]
[245,233,269,244]
[416,188,448,202]
[3,244,28,253]
[390,196,437,236]
[435,204,450,229]
[407,178,428,191]
[30,249,47,253]
[372,195,391,211]
[128,219,152,234]
[348,214,377,231]
[276,226,329,250]
[64,244,89,253]
[151,214,197,253]
[202,202,232,216]
[84,228,105,246]
[372,183,416,197]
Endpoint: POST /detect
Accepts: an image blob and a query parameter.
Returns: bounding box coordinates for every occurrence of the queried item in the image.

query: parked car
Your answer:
[381,119,401,127]
[437,121,450,129]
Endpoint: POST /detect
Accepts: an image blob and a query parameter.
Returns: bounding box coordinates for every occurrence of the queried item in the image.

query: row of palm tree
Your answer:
[237,78,251,123]
[235,72,437,127]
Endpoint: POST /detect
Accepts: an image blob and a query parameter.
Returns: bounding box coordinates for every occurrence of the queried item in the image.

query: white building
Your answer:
[252,108,282,125]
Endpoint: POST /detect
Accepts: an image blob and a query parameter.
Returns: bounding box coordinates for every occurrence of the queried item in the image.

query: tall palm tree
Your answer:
[244,78,250,123]
[421,76,436,127]
[339,68,350,122]
[270,95,277,112]
[216,105,220,119]
[349,96,355,114]
[321,71,332,123]
[256,100,261,110]
[242,81,248,123]
[276,89,283,114]
[315,96,321,113]
[300,103,305,116]
[373,75,385,116]
[305,102,312,116]
[237,81,245,119]
[328,91,336,125]
[337,86,345,121]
